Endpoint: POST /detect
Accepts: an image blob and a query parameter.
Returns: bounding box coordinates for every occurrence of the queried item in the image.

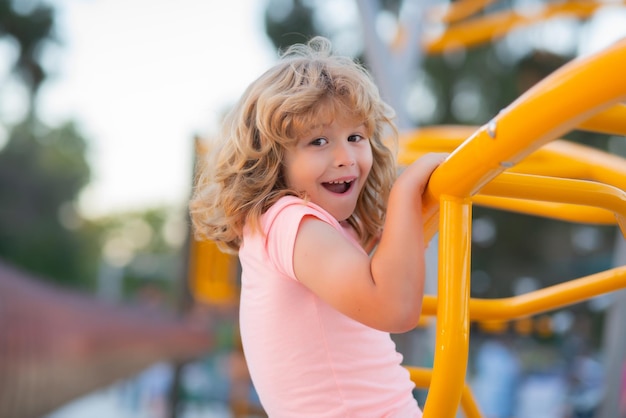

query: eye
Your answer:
[310,137,328,146]
[348,134,365,143]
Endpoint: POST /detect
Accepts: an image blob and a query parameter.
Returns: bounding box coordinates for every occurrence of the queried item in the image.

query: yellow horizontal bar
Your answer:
[406,367,483,418]
[405,366,433,388]
[399,116,626,189]
[401,133,626,189]
[472,195,617,225]
[423,0,615,54]
[531,139,626,188]
[481,172,626,236]
[399,125,475,145]
[399,103,626,164]
[578,103,626,136]
[483,171,626,218]
[400,106,626,168]
[406,130,626,239]
[421,266,626,320]
[406,366,432,389]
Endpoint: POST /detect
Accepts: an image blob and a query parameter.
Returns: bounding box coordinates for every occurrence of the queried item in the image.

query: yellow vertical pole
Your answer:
[423,195,473,418]
[188,238,238,306]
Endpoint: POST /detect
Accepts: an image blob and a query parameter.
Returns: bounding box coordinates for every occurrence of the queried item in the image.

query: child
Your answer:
[190,36,446,417]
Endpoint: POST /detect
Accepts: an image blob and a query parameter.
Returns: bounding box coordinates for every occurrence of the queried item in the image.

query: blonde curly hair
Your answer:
[189,37,398,253]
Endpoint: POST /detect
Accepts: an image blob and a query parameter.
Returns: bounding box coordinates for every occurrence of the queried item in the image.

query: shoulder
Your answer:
[262,196,339,233]
[242,197,340,280]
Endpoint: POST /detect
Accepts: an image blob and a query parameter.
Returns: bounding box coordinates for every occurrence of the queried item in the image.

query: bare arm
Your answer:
[293,153,447,333]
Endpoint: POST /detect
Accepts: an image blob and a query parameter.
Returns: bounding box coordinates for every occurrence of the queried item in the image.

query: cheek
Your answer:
[362,147,374,176]
[283,150,311,190]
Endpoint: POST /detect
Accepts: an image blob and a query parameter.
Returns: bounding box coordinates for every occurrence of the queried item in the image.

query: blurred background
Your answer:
[1,0,626,417]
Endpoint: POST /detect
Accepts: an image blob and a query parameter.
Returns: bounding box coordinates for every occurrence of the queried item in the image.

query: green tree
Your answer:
[264,0,318,51]
[0,0,55,109]
[0,0,100,289]
[0,121,98,288]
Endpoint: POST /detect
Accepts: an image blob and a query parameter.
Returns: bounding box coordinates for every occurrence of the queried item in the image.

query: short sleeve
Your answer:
[262,197,339,280]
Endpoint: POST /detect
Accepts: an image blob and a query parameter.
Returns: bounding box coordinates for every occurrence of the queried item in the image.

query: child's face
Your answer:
[284,115,373,221]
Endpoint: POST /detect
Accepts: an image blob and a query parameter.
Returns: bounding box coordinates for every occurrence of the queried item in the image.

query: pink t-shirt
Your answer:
[239,196,421,417]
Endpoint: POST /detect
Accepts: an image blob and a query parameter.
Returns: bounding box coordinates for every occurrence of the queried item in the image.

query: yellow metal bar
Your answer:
[406,366,432,389]
[423,0,614,54]
[531,139,626,189]
[471,195,617,225]
[459,380,483,418]
[399,125,472,145]
[419,39,626,246]
[421,266,626,320]
[406,367,483,418]
[399,103,626,164]
[402,136,626,187]
[484,172,626,217]
[427,38,626,200]
[399,125,626,217]
[578,103,626,136]
[399,103,626,163]
[409,14,626,418]
[481,172,626,236]
[470,266,626,321]
[189,137,241,305]
[423,196,472,418]
[420,296,436,319]
[413,134,626,242]
[188,238,239,305]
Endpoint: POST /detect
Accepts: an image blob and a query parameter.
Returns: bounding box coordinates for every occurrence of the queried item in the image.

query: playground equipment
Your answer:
[409,36,626,417]
[189,1,626,416]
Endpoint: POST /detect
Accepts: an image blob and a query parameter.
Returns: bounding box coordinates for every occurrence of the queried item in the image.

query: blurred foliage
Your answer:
[0,0,186,296]
[263,0,620,327]
[264,0,317,51]
[0,0,99,289]
[0,0,55,103]
[95,207,188,306]
[0,120,99,289]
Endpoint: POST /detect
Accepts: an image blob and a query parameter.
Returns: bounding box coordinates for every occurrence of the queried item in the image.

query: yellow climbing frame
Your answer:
[414,36,626,418]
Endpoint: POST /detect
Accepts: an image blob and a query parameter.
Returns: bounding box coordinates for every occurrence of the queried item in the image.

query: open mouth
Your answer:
[322,179,354,194]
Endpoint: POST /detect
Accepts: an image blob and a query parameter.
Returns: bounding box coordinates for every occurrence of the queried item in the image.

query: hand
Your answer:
[416,152,448,193]
[398,152,448,197]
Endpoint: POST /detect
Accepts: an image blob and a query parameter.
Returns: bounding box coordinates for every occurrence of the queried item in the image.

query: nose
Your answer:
[334,142,355,167]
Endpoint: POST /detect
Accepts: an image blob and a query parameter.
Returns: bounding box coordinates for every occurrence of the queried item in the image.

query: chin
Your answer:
[330,206,356,222]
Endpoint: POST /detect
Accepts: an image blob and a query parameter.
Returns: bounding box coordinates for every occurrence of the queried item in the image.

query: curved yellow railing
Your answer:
[421,266,626,321]
[418,36,626,418]
[419,36,626,244]
[400,131,626,230]
[481,172,626,233]
[426,40,626,199]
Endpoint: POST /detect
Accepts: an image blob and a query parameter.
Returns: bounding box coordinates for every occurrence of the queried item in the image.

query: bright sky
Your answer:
[38,0,276,218]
